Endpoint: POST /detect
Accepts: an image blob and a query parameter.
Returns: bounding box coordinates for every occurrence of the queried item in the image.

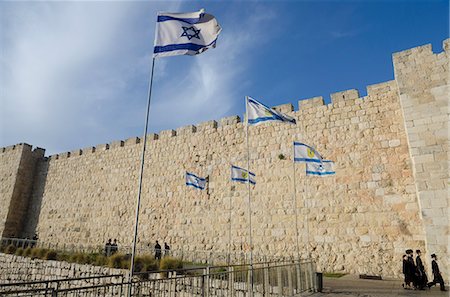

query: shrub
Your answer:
[23,247,33,257]
[160,257,183,277]
[37,248,48,259]
[5,244,17,254]
[15,247,24,256]
[108,253,126,269]
[45,250,58,260]
[70,252,88,264]
[93,254,107,266]
[56,252,71,262]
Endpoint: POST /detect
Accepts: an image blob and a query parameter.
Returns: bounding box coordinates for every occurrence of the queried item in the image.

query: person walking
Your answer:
[154,241,162,260]
[405,249,417,289]
[415,250,427,290]
[164,242,170,257]
[402,254,411,289]
[428,254,446,291]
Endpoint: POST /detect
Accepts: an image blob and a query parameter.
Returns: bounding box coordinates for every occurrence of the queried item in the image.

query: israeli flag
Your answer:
[294,142,323,163]
[186,172,207,190]
[231,165,256,185]
[306,160,336,176]
[154,9,222,58]
[246,96,296,126]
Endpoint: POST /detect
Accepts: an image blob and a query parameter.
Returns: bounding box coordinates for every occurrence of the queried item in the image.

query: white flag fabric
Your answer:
[231,165,256,185]
[154,9,222,58]
[306,160,336,176]
[293,142,323,163]
[246,96,296,126]
[185,172,207,190]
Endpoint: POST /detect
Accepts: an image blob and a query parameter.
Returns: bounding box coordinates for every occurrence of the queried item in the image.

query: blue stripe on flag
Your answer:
[294,158,322,163]
[306,171,335,176]
[157,15,201,24]
[186,182,205,190]
[154,39,217,54]
[231,165,255,176]
[231,178,256,185]
[186,172,206,181]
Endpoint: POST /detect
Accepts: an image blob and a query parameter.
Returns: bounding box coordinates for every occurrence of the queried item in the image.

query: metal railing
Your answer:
[0,260,317,296]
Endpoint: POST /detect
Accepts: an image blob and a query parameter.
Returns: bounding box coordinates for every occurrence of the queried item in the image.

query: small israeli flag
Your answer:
[154,9,222,58]
[231,165,256,185]
[294,142,323,163]
[185,172,207,190]
[246,96,296,126]
[306,160,336,176]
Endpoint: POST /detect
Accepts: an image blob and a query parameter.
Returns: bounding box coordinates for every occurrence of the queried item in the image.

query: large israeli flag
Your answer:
[294,142,323,163]
[185,172,207,190]
[154,9,222,58]
[306,160,336,176]
[231,165,256,185]
[246,96,296,126]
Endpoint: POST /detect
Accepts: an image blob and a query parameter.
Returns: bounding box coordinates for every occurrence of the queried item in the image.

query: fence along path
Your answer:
[0,260,317,296]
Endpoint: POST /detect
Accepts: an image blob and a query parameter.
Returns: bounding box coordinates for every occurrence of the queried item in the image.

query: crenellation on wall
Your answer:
[330,89,360,104]
[197,120,218,132]
[124,137,140,146]
[96,143,110,151]
[82,146,96,154]
[219,115,241,126]
[176,125,197,136]
[298,96,325,110]
[110,140,124,149]
[70,149,82,157]
[366,80,397,97]
[59,152,71,159]
[272,103,294,113]
[159,129,176,139]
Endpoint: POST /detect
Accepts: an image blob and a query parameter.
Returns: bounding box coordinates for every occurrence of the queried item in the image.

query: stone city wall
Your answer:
[0,40,448,279]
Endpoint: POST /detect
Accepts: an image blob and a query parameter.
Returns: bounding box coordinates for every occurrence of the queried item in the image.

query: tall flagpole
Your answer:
[245,96,254,296]
[228,186,233,265]
[128,57,156,294]
[291,143,300,260]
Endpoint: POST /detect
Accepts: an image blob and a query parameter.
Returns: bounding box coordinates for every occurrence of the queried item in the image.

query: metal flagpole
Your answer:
[128,57,156,296]
[292,143,300,260]
[304,174,311,259]
[228,187,233,265]
[245,96,254,296]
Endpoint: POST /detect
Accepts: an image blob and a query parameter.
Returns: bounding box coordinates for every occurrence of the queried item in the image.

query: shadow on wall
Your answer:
[23,160,49,239]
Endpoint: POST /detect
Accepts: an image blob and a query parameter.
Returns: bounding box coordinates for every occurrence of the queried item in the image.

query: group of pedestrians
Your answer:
[153,241,170,260]
[104,239,118,256]
[402,249,446,291]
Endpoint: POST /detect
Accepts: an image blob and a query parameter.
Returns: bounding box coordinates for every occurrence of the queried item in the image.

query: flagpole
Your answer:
[245,96,254,296]
[291,143,300,260]
[128,57,156,295]
[228,186,233,265]
[304,174,310,259]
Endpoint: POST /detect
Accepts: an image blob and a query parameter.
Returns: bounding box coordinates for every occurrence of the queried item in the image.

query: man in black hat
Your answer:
[428,254,446,291]
[415,250,427,290]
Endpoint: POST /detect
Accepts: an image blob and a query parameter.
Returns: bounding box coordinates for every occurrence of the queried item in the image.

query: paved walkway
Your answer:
[313,275,448,297]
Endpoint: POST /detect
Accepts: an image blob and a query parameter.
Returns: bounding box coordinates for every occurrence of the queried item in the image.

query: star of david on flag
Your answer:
[154,9,222,58]
[231,165,256,185]
[306,160,336,176]
[185,172,207,190]
[246,96,296,126]
[293,142,323,163]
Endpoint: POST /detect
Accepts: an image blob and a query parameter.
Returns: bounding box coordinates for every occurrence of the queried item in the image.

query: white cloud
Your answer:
[0,2,277,155]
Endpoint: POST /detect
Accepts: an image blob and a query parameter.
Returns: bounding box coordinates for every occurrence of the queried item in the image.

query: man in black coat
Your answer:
[154,241,162,260]
[427,254,446,291]
[406,249,417,288]
[415,250,428,290]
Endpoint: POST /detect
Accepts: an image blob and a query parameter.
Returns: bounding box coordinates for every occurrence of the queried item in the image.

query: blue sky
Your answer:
[0,0,448,155]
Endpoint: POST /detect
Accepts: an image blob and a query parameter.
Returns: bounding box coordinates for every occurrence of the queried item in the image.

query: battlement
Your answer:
[3,39,447,162]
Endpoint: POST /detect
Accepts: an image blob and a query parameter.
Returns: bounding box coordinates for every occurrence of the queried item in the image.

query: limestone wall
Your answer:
[0,253,124,284]
[393,39,450,277]
[0,144,44,238]
[0,40,448,279]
